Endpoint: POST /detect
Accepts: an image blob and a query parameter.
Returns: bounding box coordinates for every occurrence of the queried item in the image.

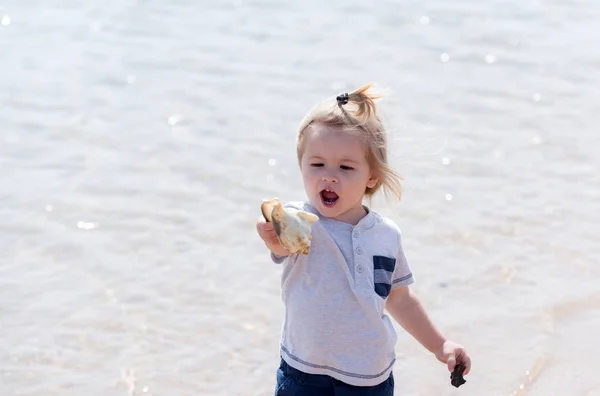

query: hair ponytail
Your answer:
[336,83,383,126]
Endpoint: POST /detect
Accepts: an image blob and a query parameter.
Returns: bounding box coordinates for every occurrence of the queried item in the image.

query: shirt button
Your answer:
[356,265,364,273]
[356,247,363,255]
[353,230,359,238]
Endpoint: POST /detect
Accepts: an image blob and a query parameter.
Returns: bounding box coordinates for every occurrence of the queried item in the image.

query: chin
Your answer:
[319,203,351,220]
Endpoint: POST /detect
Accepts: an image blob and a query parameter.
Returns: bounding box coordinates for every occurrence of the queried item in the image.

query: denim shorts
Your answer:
[274,358,395,396]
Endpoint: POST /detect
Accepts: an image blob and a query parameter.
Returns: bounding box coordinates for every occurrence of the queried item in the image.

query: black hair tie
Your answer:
[336,93,349,105]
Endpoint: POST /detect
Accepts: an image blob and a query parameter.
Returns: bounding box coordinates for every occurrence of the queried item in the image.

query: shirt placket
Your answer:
[351,227,369,289]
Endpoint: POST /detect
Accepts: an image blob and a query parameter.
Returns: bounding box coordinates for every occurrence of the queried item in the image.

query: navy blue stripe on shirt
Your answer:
[373,256,396,272]
[374,283,392,298]
[281,345,395,380]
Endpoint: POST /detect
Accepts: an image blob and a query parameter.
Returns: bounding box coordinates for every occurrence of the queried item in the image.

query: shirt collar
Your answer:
[303,202,376,230]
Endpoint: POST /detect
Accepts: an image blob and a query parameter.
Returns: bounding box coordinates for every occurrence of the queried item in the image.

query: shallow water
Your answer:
[1,0,599,395]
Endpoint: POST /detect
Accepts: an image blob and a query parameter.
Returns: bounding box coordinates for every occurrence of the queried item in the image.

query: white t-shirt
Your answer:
[271,201,415,387]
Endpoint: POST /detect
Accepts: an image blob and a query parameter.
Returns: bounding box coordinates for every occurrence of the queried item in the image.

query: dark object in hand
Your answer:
[451,364,467,388]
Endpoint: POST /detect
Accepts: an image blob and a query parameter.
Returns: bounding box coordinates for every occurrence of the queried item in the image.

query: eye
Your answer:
[311,163,324,167]
[340,165,354,170]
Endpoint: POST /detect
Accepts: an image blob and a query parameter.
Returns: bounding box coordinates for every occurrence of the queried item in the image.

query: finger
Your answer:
[257,221,274,232]
[256,223,267,237]
[461,355,472,375]
[446,354,456,372]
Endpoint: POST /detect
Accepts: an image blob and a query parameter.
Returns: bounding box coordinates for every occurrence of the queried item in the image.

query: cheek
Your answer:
[300,167,317,186]
[308,172,321,186]
[348,170,372,188]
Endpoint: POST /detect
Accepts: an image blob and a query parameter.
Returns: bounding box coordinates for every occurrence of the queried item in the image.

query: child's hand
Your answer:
[256,217,290,257]
[435,340,471,375]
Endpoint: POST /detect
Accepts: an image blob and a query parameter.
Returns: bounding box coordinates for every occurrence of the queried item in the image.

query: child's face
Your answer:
[299,123,378,224]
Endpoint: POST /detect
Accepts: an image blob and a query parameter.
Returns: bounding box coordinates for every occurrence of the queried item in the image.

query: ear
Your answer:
[366,174,378,189]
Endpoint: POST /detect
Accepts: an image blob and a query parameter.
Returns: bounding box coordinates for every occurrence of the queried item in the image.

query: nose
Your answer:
[322,174,338,183]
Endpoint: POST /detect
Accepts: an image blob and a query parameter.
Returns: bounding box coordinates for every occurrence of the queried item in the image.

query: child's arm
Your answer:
[385,286,471,375]
[256,217,291,258]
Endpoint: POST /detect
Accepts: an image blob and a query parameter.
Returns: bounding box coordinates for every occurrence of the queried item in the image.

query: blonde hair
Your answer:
[296,83,403,203]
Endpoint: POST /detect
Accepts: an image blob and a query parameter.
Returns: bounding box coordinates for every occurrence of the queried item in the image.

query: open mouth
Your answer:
[320,189,339,207]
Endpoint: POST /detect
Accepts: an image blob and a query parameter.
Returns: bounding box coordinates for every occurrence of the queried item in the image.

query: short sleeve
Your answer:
[391,228,415,289]
[271,252,287,264]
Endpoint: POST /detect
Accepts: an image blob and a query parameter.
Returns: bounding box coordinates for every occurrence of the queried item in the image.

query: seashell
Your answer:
[261,197,319,255]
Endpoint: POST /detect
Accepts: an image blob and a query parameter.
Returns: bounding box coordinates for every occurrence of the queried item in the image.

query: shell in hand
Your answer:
[261,198,319,255]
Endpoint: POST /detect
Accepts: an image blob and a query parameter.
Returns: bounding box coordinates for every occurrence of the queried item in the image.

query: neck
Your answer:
[331,205,369,225]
